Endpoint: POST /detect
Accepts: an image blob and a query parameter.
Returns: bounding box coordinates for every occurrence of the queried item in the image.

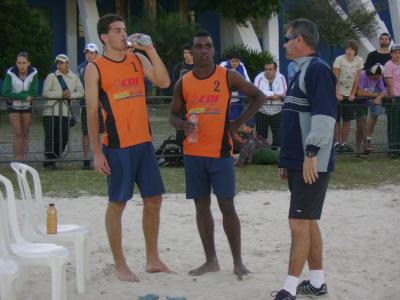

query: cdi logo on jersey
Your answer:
[192,94,220,105]
[113,76,143,100]
[113,77,140,88]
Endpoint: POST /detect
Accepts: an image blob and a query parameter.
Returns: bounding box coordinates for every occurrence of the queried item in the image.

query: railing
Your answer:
[0,96,399,163]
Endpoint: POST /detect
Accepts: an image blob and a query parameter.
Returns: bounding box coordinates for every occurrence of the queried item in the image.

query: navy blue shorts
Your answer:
[103,142,164,202]
[184,155,235,199]
[287,169,331,220]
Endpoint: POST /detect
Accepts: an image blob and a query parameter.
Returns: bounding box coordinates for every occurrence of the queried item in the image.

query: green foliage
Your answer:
[285,0,378,64]
[0,0,52,79]
[222,44,275,81]
[194,0,281,26]
[127,12,200,71]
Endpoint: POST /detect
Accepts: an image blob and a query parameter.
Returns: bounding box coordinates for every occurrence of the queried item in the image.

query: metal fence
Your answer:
[0,96,399,163]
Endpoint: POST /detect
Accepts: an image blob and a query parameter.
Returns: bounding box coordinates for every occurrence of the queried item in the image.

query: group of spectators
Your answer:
[333,34,400,158]
[1,44,103,169]
[2,32,400,166]
[178,32,399,159]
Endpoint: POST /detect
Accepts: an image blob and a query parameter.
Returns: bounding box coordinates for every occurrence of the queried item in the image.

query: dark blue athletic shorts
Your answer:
[287,169,331,220]
[103,142,164,202]
[184,155,235,199]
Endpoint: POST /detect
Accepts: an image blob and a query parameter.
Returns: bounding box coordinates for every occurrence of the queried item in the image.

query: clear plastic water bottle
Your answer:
[187,114,199,144]
[126,34,152,48]
[137,35,152,46]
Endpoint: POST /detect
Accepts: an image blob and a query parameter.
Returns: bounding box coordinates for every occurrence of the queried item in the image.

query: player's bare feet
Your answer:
[189,260,220,276]
[146,259,176,274]
[115,263,140,282]
[233,263,250,280]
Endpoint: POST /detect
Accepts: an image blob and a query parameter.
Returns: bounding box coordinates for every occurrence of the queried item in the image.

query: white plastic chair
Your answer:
[10,162,90,294]
[0,174,69,300]
[0,258,18,300]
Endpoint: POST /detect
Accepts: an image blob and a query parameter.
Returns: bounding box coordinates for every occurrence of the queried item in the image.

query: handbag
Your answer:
[55,74,76,127]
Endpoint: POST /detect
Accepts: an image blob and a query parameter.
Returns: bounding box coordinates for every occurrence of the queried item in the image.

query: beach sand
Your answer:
[16,185,400,300]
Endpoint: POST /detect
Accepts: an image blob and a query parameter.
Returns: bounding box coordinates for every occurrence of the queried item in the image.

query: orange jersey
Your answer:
[182,65,233,158]
[93,53,151,148]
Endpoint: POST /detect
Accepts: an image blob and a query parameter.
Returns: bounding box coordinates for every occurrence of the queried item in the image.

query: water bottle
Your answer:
[137,35,152,46]
[126,34,152,48]
[47,203,57,234]
[187,114,199,144]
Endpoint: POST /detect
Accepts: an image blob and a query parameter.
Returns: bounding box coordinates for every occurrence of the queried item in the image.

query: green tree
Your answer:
[285,0,378,64]
[222,44,275,81]
[0,0,52,79]
[194,0,281,25]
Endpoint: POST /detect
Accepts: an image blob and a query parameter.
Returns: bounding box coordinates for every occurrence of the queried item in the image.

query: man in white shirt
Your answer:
[254,61,287,149]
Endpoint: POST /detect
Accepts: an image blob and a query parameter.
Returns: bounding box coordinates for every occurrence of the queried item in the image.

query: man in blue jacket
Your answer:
[273,18,337,300]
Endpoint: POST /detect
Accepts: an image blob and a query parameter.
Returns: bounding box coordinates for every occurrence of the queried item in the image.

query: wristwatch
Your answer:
[305,151,317,158]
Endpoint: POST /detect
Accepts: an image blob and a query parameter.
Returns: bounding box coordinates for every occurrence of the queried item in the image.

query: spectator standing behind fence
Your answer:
[77,43,105,170]
[172,43,194,147]
[220,51,251,121]
[172,43,194,84]
[364,33,392,147]
[333,40,364,153]
[274,18,337,300]
[254,61,287,150]
[355,64,386,157]
[2,52,38,161]
[384,43,400,158]
[42,54,84,170]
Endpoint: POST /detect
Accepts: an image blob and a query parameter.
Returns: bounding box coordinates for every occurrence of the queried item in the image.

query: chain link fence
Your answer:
[0,96,399,164]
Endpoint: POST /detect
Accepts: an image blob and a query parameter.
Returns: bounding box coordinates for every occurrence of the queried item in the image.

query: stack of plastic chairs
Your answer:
[10,162,90,294]
[0,174,69,300]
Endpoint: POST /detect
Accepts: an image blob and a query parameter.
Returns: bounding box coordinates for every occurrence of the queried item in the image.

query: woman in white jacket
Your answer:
[2,52,39,160]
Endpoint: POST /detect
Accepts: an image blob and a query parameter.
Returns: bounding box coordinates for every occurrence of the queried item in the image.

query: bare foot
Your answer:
[233,263,250,280]
[189,261,220,276]
[115,263,140,282]
[146,259,176,274]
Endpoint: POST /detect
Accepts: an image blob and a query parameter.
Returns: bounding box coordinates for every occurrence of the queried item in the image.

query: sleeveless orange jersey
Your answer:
[93,53,151,148]
[182,65,233,158]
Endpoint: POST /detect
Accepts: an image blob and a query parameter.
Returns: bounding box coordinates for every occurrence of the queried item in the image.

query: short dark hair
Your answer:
[16,52,29,61]
[193,30,212,40]
[265,61,277,69]
[183,43,192,51]
[344,39,359,55]
[229,50,241,60]
[380,32,391,41]
[284,18,319,49]
[97,13,125,45]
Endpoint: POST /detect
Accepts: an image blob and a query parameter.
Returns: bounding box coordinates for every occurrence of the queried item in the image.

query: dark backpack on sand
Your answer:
[155,136,183,167]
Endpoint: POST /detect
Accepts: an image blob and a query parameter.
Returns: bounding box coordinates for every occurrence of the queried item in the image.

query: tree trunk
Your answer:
[179,0,189,23]
[144,0,157,18]
[115,0,125,17]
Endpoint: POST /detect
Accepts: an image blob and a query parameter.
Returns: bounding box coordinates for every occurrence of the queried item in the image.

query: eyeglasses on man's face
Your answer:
[284,35,298,44]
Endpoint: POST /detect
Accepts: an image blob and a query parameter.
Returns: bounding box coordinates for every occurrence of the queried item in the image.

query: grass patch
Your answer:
[0,154,399,198]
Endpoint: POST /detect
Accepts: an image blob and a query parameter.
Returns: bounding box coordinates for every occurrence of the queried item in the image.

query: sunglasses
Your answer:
[284,35,298,43]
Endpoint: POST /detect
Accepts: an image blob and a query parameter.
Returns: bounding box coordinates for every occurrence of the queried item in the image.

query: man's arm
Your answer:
[349,69,361,101]
[228,70,267,132]
[332,67,343,101]
[135,50,170,88]
[385,77,395,99]
[169,79,195,136]
[84,62,110,176]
